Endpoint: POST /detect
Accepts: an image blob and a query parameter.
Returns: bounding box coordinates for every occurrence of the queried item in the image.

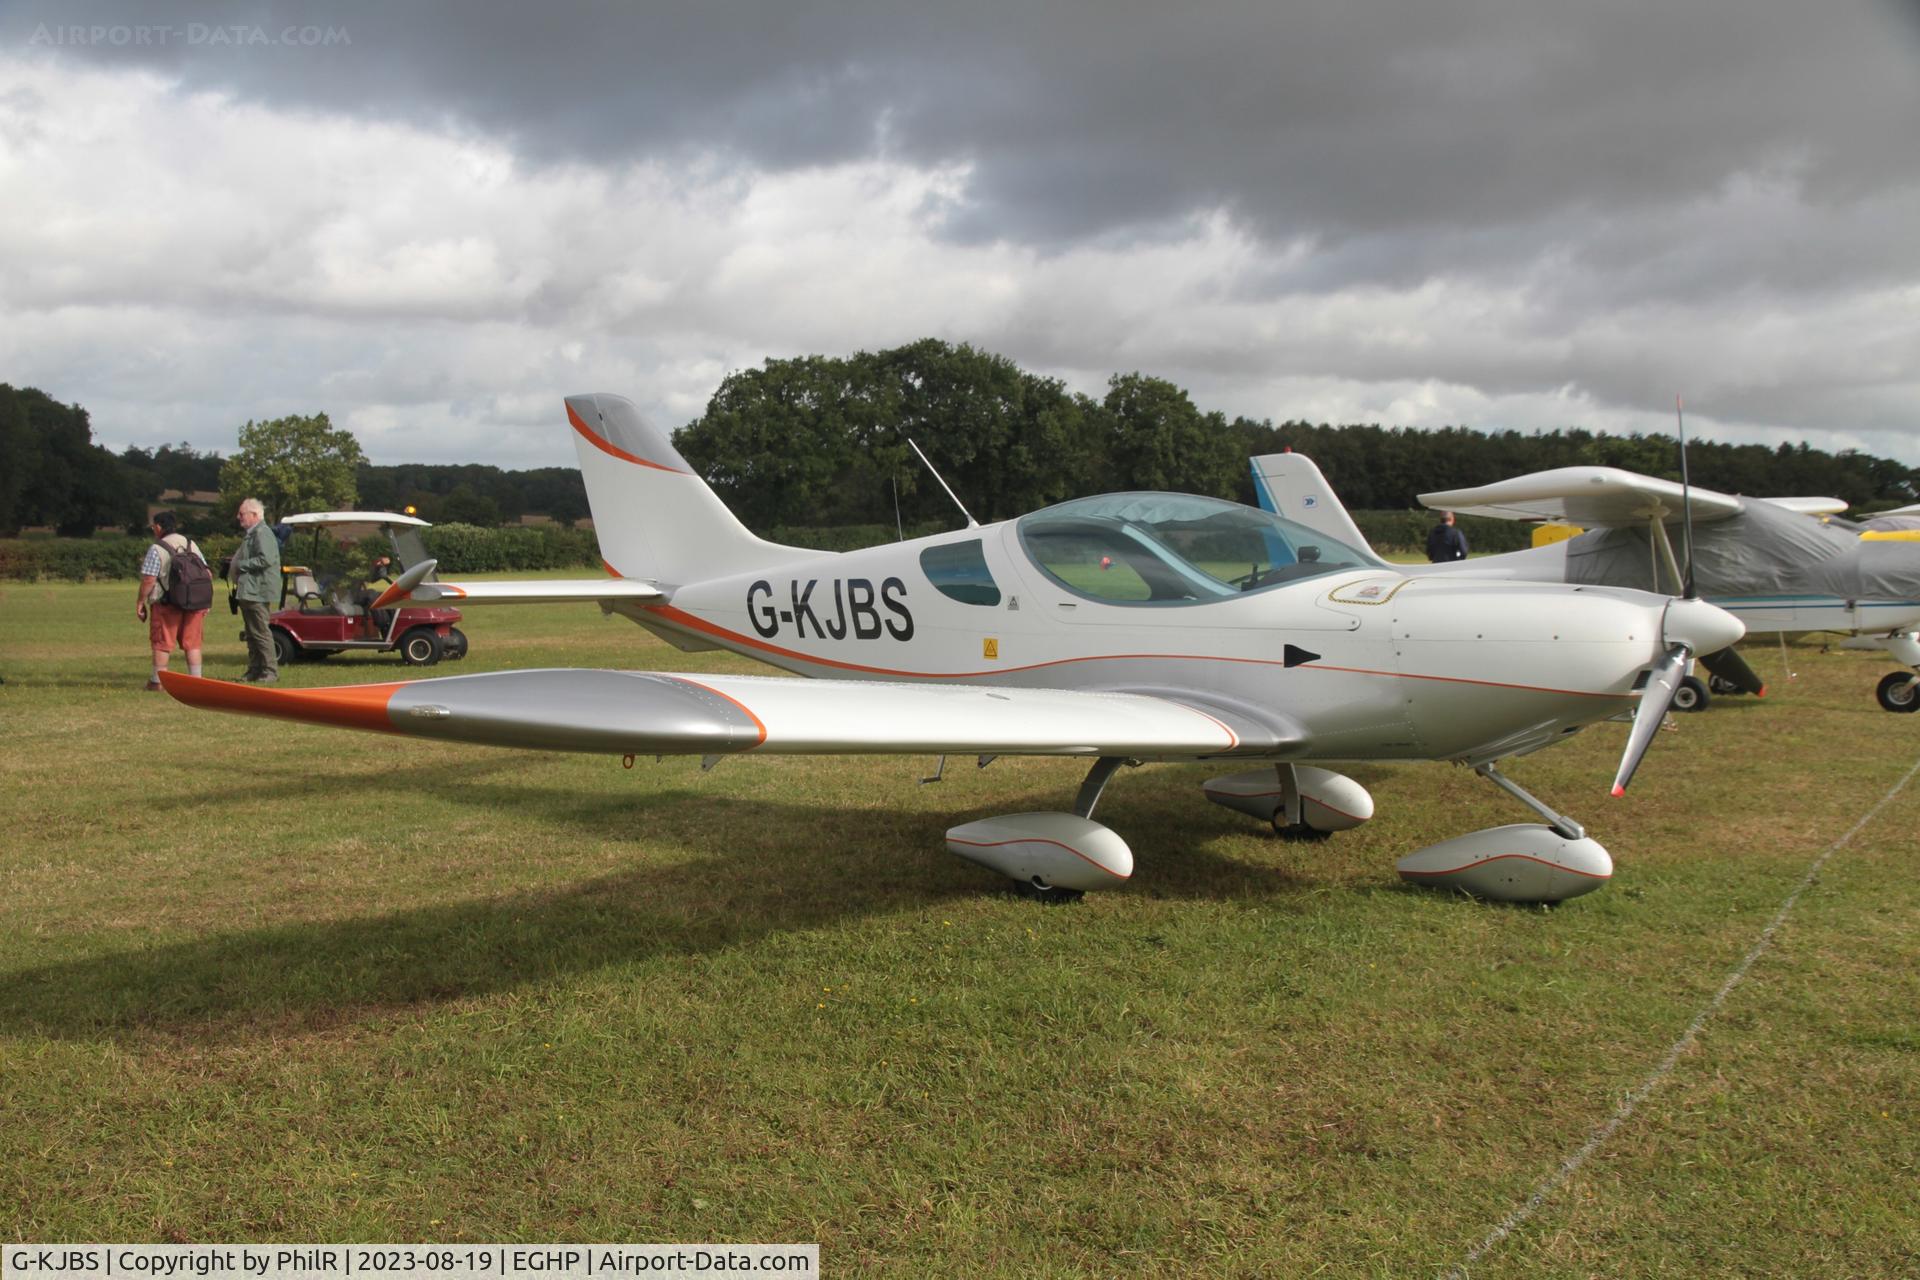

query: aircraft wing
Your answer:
[1419,467,1745,526]
[157,670,1296,759]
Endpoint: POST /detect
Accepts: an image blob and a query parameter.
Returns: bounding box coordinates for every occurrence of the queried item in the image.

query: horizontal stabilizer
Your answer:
[377,577,668,609]
[159,670,1293,760]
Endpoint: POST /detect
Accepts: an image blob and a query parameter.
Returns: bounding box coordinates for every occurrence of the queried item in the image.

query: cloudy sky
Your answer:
[3,1,1917,470]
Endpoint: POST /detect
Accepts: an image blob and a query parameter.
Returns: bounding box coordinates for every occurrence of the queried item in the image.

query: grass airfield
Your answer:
[1,577,1915,1276]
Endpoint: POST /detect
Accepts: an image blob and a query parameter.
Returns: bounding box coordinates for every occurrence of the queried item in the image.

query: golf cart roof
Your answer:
[284,511,431,528]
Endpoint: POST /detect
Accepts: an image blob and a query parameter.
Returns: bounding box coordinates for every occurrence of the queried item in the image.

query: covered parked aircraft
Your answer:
[162,394,1743,903]
[1252,454,1920,714]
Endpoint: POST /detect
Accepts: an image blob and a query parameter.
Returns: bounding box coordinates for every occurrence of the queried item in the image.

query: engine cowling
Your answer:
[1395,823,1612,903]
[1202,765,1375,831]
[945,812,1133,892]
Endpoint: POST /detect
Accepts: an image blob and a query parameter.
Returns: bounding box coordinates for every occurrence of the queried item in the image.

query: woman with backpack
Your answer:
[136,509,213,690]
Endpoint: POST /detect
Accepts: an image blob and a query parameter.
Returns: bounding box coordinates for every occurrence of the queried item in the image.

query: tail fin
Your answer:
[566,392,809,585]
[1249,452,1381,559]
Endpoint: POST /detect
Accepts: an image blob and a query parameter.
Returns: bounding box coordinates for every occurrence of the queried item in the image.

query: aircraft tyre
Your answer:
[1672,675,1711,712]
[400,628,444,666]
[1272,814,1334,842]
[1014,879,1085,904]
[1876,672,1920,713]
[1707,674,1744,696]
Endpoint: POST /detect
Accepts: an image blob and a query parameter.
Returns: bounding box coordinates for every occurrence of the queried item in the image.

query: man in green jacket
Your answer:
[233,497,282,682]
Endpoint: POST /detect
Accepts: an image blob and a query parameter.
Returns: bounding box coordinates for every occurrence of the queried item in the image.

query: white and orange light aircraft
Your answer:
[161,394,1745,903]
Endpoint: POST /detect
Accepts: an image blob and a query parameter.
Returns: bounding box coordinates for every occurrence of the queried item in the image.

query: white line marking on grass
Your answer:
[1440,752,1920,1279]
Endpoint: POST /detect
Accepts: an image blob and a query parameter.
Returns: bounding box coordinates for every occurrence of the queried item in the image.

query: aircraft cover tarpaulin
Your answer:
[1564,499,1865,597]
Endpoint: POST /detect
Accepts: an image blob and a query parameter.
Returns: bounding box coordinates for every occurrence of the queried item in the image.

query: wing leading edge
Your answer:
[158,670,1298,760]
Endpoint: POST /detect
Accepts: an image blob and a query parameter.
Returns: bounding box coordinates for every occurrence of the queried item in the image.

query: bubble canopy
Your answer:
[1015,492,1382,606]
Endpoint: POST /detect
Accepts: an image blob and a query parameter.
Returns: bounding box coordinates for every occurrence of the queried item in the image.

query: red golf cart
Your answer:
[260,511,468,667]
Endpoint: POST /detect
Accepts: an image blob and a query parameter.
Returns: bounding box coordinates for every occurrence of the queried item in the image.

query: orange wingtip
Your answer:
[158,671,404,733]
[1610,785,1626,798]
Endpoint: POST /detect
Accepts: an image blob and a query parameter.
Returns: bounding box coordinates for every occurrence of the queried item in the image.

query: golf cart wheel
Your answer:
[271,629,298,667]
[400,628,444,666]
[1876,672,1920,713]
[445,627,469,660]
[1672,675,1711,712]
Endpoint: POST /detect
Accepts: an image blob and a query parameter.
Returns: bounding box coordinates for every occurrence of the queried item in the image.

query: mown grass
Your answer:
[1,578,1915,1276]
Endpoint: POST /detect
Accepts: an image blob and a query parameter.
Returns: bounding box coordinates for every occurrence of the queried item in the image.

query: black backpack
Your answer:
[163,536,214,611]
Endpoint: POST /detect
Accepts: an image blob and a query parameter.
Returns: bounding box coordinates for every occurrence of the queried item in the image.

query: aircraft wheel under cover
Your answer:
[1707,674,1744,696]
[1272,815,1334,842]
[1671,674,1711,712]
[1876,672,1920,713]
[1013,880,1085,904]
[400,628,444,666]
[445,627,469,659]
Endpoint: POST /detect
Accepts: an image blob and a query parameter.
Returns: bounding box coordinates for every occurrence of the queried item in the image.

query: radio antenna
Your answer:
[1675,396,1696,598]
[907,437,978,529]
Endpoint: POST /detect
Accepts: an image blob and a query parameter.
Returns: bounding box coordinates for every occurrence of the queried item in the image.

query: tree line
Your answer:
[674,340,1920,528]
[6,346,1917,539]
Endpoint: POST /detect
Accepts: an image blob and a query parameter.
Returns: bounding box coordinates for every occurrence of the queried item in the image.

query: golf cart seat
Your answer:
[286,569,327,611]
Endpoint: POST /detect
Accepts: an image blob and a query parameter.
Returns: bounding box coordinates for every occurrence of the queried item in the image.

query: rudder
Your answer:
[1249,451,1381,560]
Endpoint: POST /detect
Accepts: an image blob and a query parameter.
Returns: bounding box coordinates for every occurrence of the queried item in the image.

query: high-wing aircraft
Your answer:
[1251,453,1920,713]
[160,394,1745,904]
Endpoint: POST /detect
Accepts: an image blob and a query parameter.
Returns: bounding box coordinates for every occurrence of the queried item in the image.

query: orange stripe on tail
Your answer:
[567,401,686,474]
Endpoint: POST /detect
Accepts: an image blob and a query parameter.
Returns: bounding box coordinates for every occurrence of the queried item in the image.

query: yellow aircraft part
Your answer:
[1531,521,1584,548]
[1861,529,1920,543]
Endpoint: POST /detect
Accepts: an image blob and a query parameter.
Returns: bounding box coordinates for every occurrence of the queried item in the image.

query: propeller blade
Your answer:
[1699,646,1767,697]
[1612,645,1690,797]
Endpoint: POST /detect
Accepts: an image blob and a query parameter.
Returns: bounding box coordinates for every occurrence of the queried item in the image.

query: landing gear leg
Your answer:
[1073,756,1129,820]
[1475,762,1584,840]
[1270,763,1331,842]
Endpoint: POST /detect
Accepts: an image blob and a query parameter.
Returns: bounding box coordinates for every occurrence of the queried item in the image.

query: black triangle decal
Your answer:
[1283,644,1320,668]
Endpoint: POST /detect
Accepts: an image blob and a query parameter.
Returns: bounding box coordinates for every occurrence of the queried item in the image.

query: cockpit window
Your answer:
[1016,492,1379,605]
[919,538,1002,606]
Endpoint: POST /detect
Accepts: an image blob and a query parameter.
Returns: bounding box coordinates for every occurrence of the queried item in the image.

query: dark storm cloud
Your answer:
[7,0,1918,463]
[16,1,1917,278]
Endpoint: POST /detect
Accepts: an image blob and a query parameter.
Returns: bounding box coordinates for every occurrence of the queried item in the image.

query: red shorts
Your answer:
[148,603,207,655]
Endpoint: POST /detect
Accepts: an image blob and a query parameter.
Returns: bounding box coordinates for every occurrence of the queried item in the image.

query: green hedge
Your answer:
[0,532,239,581]
[418,523,602,573]
[765,521,953,552]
